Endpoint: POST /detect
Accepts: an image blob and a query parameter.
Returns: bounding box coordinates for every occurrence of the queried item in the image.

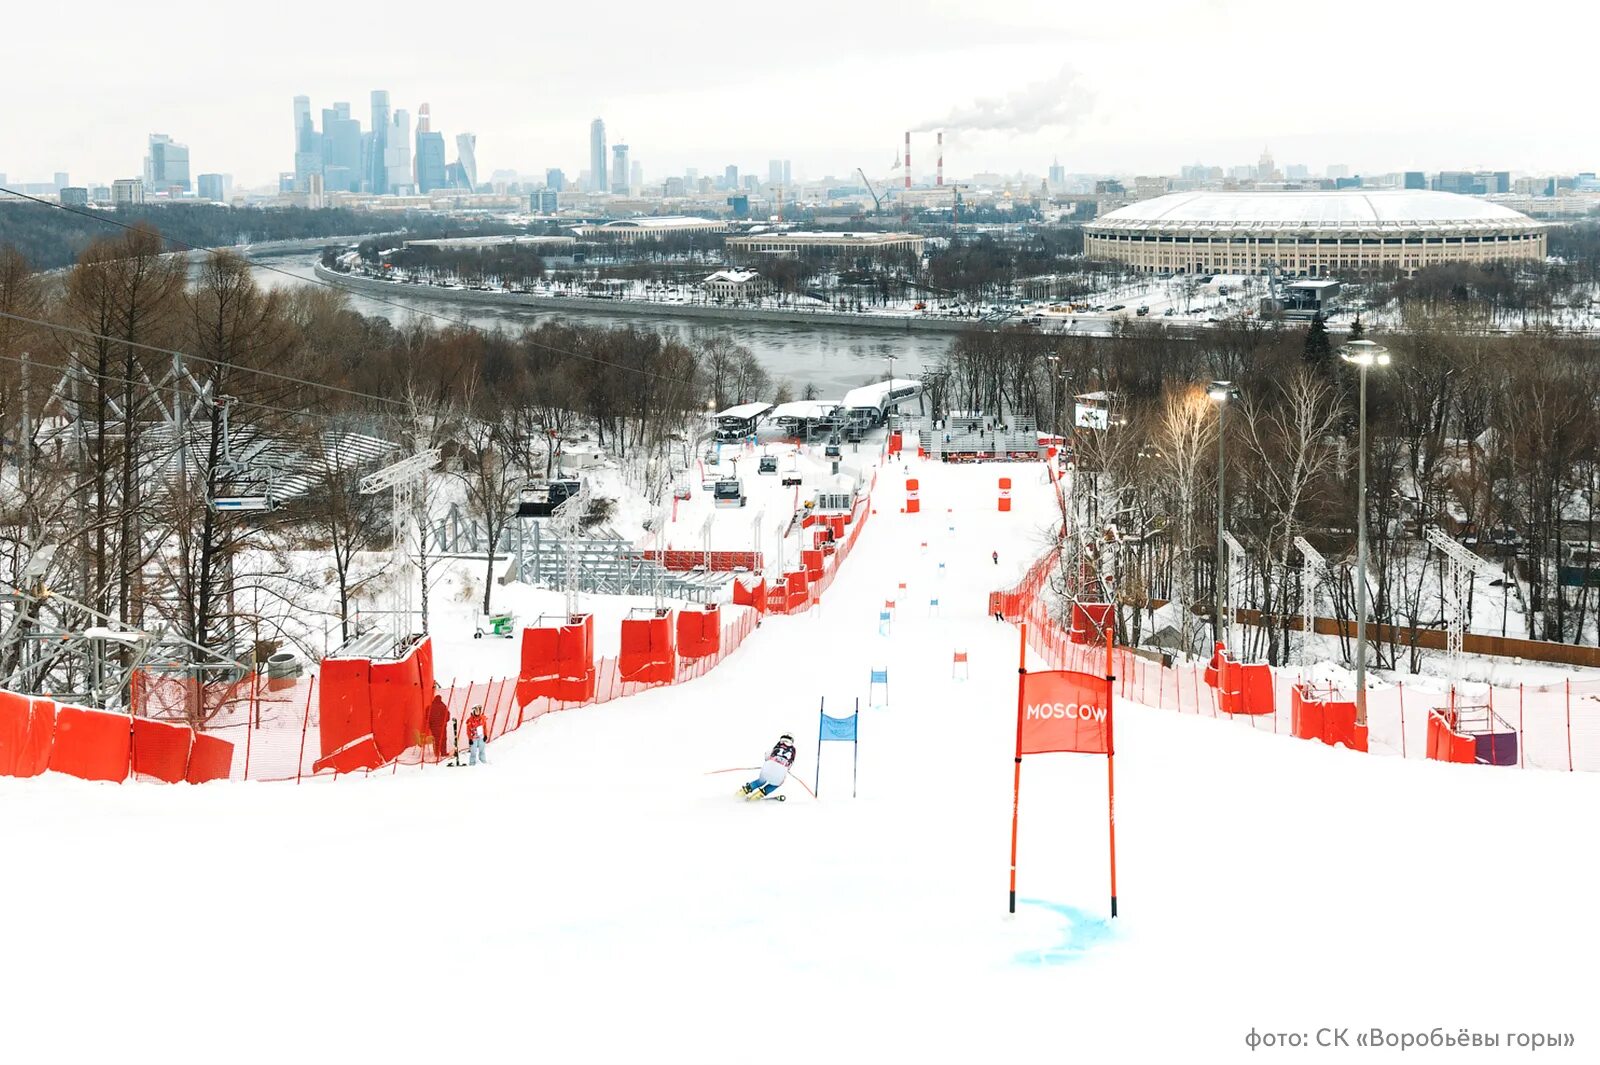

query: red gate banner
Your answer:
[1019,669,1112,755]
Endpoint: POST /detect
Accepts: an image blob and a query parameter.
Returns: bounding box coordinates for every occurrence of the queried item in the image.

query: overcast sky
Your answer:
[3,0,1594,189]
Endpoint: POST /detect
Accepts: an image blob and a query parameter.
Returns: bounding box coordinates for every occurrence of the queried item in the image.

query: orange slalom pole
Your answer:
[1009,623,1027,914]
[1106,622,1119,918]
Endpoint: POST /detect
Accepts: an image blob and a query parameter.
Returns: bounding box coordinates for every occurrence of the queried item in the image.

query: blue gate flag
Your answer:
[820,713,858,741]
[815,697,861,798]
[869,669,888,683]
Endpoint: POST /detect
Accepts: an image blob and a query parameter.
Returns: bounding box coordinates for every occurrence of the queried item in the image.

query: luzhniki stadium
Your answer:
[1084,190,1545,277]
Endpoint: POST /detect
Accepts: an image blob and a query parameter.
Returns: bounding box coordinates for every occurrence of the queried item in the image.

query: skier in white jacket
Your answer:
[740,733,797,799]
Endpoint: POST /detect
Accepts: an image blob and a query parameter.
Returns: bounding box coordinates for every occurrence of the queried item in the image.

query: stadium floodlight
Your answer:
[1339,339,1391,368]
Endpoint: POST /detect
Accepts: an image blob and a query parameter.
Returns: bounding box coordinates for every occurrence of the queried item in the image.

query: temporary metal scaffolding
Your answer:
[1293,535,1328,666]
[1424,525,1500,681]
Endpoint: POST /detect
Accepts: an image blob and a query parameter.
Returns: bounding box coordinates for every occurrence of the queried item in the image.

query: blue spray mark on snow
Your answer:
[1013,897,1115,966]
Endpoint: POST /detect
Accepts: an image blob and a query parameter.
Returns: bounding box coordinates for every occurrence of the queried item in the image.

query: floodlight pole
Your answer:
[1216,401,1226,647]
[1340,340,1389,726]
[1355,359,1369,723]
[1207,381,1238,647]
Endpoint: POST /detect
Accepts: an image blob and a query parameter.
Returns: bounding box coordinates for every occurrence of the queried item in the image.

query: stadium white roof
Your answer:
[587,216,721,231]
[1088,191,1542,233]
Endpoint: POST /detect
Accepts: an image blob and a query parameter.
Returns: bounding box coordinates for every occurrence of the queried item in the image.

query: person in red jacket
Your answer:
[465,706,489,766]
[426,686,451,761]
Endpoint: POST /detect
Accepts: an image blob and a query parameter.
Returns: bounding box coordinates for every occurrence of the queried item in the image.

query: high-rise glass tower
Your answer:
[455,133,478,191]
[292,95,320,191]
[590,118,607,193]
[415,103,446,193]
[369,90,391,193]
[322,107,362,193]
[144,134,191,193]
[385,108,412,194]
[611,144,630,195]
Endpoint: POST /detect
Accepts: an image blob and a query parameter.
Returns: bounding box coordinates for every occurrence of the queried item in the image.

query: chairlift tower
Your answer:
[359,449,441,641]
[1424,525,1499,682]
[1292,535,1328,667]
[545,478,593,617]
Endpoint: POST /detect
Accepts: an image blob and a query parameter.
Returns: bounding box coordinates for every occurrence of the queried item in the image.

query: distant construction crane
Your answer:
[856,168,883,217]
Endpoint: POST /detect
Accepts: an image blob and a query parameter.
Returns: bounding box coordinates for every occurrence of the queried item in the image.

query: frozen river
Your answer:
[249,257,953,397]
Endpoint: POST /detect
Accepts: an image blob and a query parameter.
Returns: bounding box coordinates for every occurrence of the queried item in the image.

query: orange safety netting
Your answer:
[995,545,1600,772]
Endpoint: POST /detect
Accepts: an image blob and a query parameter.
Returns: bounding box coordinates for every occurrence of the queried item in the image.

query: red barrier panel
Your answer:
[677,606,722,659]
[317,657,374,761]
[1217,657,1242,714]
[554,614,597,702]
[829,515,847,539]
[1069,602,1114,644]
[516,626,561,705]
[414,639,436,705]
[905,477,920,514]
[1322,701,1367,751]
[1237,663,1275,716]
[0,690,55,778]
[784,569,810,611]
[185,732,235,783]
[620,613,677,684]
[1291,686,1323,741]
[766,580,790,614]
[801,549,825,582]
[998,476,1013,512]
[369,640,428,762]
[1426,711,1476,764]
[888,432,902,455]
[312,735,384,775]
[48,706,130,782]
[131,717,192,783]
[1291,685,1367,751]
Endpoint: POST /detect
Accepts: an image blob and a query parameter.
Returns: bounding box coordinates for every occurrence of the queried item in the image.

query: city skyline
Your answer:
[3,1,1596,187]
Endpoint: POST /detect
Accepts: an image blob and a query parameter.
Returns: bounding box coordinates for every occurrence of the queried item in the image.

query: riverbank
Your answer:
[313,263,986,335]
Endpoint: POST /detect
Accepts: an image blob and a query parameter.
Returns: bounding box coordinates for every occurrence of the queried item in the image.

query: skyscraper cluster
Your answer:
[291,92,478,196]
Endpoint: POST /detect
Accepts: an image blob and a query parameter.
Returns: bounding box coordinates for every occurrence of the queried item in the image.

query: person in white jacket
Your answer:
[740,733,797,799]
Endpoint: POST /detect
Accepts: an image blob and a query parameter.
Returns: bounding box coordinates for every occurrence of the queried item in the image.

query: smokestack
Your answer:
[937,131,943,187]
[905,130,911,191]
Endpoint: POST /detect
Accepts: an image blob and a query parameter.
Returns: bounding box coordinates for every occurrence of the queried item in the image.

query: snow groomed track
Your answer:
[2,456,1596,1065]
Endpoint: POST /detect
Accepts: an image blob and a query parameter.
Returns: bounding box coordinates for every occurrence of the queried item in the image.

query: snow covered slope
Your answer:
[1,458,1594,1065]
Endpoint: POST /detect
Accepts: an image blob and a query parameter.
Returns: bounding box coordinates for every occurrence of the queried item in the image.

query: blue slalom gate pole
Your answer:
[815,695,825,797]
[852,699,860,798]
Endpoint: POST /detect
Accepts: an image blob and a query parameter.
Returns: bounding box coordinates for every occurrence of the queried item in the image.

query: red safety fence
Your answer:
[996,546,1600,772]
[0,686,236,784]
[3,472,883,786]
[643,550,764,573]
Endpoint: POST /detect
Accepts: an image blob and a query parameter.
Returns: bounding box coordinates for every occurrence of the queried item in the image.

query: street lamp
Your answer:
[1339,339,1391,726]
[1047,354,1060,436]
[1207,380,1240,647]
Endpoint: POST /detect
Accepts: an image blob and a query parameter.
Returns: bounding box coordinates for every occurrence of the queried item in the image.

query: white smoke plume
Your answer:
[916,65,1093,136]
